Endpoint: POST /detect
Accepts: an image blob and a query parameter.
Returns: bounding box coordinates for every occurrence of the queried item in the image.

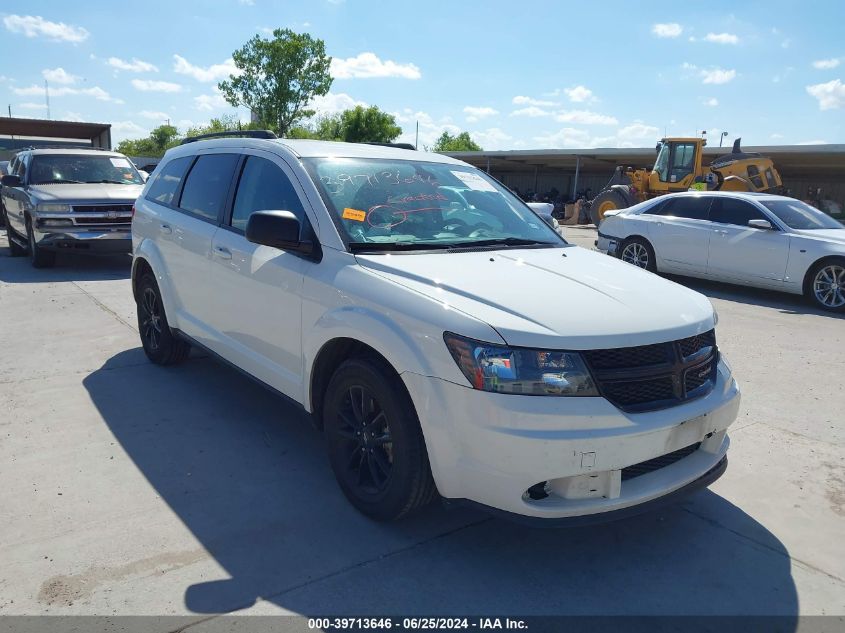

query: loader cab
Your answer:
[650,138,704,191]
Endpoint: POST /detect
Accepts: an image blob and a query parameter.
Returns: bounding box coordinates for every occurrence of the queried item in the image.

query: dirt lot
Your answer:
[0,226,843,627]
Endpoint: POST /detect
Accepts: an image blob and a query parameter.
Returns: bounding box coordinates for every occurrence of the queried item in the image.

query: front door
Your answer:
[644,196,714,274]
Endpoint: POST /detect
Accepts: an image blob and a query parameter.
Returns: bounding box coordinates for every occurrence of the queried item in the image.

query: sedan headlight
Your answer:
[444,333,598,396]
[36,203,72,213]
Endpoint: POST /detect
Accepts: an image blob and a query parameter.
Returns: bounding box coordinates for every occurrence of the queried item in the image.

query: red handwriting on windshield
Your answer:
[367,205,444,229]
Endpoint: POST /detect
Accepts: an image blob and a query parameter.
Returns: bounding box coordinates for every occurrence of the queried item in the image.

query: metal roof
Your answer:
[0,117,111,146]
[446,144,845,177]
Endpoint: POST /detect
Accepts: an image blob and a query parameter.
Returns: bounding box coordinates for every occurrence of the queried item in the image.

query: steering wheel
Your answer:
[468,226,495,238]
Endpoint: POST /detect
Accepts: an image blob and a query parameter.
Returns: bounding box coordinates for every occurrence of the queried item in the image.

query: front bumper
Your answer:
[402,359,740,520]
[595,231,620,256]
[32,225,131,253]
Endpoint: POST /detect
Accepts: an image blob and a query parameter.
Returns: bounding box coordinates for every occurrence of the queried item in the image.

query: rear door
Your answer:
[206,151,311,398]
[706,197,790,287]
[644,196,714,274]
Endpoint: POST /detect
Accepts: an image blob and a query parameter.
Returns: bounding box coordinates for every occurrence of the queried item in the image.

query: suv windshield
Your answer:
[303,157,564,250]
[29,154,144,185]
[761,199,844,230]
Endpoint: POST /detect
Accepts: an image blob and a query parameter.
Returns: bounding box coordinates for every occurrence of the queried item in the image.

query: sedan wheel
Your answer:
[812,263,845,310]
[621,242,649,269]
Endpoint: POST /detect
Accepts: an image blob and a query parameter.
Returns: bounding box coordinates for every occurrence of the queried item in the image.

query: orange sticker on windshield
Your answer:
[342,208,366,222]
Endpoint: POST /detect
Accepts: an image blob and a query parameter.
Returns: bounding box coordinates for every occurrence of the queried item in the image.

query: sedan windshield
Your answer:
[303,157,564,250]
[29,154,144,185]
[761,199,843,230]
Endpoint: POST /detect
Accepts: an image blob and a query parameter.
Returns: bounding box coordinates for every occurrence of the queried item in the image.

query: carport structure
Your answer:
[0,117,112,160]
[447,144,845,208]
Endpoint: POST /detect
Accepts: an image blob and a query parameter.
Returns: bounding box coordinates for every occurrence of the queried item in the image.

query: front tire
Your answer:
[589,189,630,226]
[5,212,26,257]
[26,216,56,268]
[620,236,657,273]
[806,259,845,312]
[135,273,191,364]
[323,357,436,521]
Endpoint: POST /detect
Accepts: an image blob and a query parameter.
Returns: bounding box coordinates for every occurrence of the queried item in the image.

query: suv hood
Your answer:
[28,183,143,203]
[356,246,715,349]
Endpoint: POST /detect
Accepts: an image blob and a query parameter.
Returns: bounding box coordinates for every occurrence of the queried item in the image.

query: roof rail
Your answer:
[180,129,278,145]
[363,142,416,151]
[19,144,103,151]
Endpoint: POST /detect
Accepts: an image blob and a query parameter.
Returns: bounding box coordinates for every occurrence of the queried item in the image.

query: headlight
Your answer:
[444,333,598,396]
[36,203,71,213]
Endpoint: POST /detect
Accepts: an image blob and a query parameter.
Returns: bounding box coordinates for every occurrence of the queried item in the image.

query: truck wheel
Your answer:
[26,216,56,268]
[323,356,437,521]
[620,237,657,273]
[806,258,845,312]
[589,190,629,226]
[136,273,191,364]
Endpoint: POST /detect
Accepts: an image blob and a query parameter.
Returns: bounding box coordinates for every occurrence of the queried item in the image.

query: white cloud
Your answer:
[554,110,618,125]
[534,127,591,148]
[704,32,739,44]
[238,0,255,4]
[704,97,719,107]
[564,85,595,103]
[812,58,841,70]
[108,57,159,73]
[512,95,558,107]
[395,110,459,149]
[12,84,121,103]
[3,14,88,43]
[652,23,683,38]
[173,55,240,82]
[111,121,149,144]
[470,127,512,151]
[797,140,827,145]
[309,91,367,115]
[511,106,553,118]
[806,79,845,110]
[617,122,660,142]
[139,110,170,120]
[18,102,47,110]
[194,90,229,111]
[781,39,791,49]
[463,106,498,123]
[700,68,736,84]
[132,79,182,93]
[331,52,421,79]
[42,67,78,85]
[770,133,784,139]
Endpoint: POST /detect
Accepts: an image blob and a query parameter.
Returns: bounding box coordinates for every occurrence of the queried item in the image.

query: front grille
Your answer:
[584,330,718,413]
[73,216,131,225]
[622,443,701,481]
[72,204,134,214]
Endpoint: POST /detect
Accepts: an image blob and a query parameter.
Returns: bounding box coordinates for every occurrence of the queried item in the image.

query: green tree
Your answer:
[432,131,483,152]
[317,105,402,143]
[218,28,333,136]
[116,124,180,157]
[184,114,260,138]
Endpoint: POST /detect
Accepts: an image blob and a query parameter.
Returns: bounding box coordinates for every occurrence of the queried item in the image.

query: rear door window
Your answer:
[229,156,305,232]
[660,196,712,220]
[146,156,192,206]
[178,154,239,222]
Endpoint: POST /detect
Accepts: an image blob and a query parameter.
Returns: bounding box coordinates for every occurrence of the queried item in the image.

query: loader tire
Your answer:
[589,190,629,226]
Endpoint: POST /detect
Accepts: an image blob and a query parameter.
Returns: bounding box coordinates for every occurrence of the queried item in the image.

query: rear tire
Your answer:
[323,357,437,521]
[620,237,657,273]
[26,216,56,268]
[805,258,845,312]
[135,273,191,364]
[589,189,630,226]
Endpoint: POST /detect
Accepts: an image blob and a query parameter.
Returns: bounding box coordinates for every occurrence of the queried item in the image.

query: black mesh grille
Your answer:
[584,342,669,369]
[622,443,702,481]
[679,330,716,358]
[584,330,718,412]
[72,204,134,213]
[74,216,130,225]
[601,377,675,407]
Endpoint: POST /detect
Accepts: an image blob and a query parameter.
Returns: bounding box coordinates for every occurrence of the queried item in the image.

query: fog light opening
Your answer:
[525,481,549,501]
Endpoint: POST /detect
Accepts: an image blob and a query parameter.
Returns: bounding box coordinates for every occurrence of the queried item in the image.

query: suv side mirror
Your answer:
[748,218,774,230]
[246,210,315,256]
[1,174,21,187]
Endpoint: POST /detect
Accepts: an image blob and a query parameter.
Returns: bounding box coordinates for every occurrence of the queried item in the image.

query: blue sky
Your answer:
[1,1,843,150]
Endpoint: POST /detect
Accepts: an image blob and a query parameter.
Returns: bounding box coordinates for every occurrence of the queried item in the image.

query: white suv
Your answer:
[132,132,740,523]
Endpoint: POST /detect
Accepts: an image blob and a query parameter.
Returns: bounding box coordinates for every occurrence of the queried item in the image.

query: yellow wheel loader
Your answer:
[588,137,783,225]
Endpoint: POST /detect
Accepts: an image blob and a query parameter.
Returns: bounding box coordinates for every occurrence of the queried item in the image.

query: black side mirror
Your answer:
[1,174,22,187]
[245,210,316,257]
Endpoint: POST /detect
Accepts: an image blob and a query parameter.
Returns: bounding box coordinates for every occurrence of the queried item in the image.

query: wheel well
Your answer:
[309,338,401,429]
[132,258,153,302]
[802,255,845,295]
[622,234,652,248]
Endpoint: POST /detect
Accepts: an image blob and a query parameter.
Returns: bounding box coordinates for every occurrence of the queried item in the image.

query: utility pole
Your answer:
[45,79,51,120]
[415,120,419,150]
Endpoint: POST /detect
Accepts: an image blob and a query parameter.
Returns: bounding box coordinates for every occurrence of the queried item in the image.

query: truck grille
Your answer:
[71,204,134,214]
[621,442,702,481]
[583,330,718,413]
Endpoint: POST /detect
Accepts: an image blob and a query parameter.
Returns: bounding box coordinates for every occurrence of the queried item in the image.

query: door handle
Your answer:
[213,246,232,260]
[159,223,172,234]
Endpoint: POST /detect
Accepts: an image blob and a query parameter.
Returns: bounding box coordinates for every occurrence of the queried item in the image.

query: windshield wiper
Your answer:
[446,237,557,249]
[85,179,131,184]
[34,179,84,184]
[349,241,453,252]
